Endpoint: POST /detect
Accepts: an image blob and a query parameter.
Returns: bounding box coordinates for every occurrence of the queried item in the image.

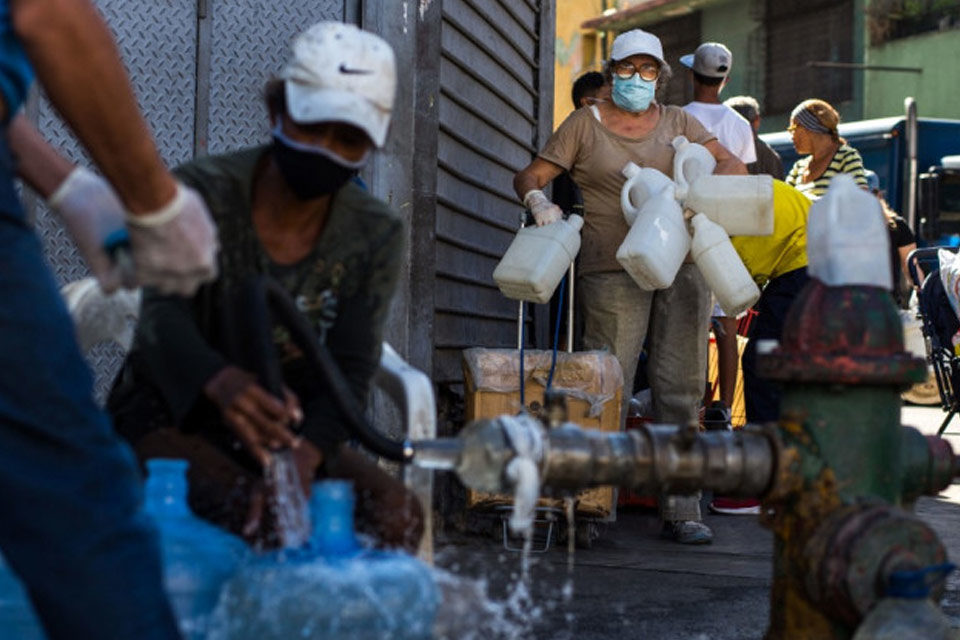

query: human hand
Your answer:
[203,365,302,467]
[48,167,135,293]
[522,189,563,226]
[125,182,219,296]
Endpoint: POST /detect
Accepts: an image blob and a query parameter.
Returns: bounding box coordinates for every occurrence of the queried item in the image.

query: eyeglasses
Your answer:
[613,61,660,82]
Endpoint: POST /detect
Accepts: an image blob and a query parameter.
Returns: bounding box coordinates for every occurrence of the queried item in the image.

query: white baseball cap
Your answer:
[680,42,732,78]
[610,29,665,67]
[280,22,396,147]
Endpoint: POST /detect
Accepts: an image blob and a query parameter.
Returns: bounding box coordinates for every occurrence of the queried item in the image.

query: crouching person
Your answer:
[108,22,422,551]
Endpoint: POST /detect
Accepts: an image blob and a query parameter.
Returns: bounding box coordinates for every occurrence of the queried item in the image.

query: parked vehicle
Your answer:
[762,98,960,245]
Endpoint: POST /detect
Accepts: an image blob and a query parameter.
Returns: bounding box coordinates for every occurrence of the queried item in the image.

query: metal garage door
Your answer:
[432,0,555,385]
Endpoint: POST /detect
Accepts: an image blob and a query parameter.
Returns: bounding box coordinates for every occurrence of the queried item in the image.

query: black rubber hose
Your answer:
[255,276,410,463]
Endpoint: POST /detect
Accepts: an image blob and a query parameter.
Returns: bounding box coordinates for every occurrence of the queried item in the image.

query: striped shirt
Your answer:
[785,143,867,200]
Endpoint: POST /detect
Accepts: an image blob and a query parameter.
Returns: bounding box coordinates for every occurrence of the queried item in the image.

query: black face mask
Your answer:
[271,126,364,200]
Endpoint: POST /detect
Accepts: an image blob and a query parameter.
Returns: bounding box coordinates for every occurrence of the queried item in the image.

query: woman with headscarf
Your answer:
[513,29,747,545]
[785,98,867,200]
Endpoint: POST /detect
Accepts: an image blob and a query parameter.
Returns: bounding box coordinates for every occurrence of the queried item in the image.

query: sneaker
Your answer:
[709,497,762,515]
[703,400,732,431]
[660,520,713,545]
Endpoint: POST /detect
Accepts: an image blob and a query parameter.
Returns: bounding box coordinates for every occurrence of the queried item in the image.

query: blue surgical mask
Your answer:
[612,74,656,113]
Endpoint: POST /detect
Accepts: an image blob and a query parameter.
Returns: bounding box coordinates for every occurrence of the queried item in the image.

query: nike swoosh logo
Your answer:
[339,64,373,75]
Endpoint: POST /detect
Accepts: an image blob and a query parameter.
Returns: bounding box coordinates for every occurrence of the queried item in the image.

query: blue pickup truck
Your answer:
[761,98,960,245]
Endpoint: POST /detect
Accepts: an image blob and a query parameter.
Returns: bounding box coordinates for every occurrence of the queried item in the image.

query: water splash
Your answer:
[264,450,311,549]
[432,566,543,640]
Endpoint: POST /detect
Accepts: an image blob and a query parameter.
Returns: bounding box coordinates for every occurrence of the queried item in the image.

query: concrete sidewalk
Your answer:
[433,406,960,639]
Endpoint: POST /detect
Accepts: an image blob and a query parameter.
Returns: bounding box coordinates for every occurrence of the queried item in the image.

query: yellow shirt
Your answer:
[730,180,809,287]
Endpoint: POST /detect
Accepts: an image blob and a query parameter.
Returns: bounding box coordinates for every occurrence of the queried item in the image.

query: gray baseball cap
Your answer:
[680,42,732,78]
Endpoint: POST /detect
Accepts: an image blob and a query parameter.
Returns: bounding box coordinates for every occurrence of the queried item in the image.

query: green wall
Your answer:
[700,1,761,100]
[865,28,960,120]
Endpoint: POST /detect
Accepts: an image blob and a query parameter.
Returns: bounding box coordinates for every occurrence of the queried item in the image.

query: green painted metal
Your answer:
[779,386,903,504]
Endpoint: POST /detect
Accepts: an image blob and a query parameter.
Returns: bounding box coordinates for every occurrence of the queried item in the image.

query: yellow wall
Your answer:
[554,0,612,129]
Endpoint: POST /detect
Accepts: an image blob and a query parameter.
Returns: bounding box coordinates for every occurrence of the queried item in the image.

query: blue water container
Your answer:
[144,458,247,639]
[0,552,45,640]
[207,480,437,640]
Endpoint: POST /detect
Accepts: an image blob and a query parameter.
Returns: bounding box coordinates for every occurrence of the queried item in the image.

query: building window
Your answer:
[643,12,702,107]
[765,0,853,115]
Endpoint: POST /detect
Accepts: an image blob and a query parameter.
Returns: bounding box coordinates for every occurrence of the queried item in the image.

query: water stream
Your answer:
[264,450,311,549]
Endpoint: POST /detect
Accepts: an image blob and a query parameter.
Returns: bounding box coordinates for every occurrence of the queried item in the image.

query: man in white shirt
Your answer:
[681,42,761,515]
[681,42,756,165]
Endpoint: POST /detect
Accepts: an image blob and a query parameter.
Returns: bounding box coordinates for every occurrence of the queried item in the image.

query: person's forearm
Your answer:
[715,156,748,176]
[12,0,175,213]
[7,112,73,197]
[514,171,544,201]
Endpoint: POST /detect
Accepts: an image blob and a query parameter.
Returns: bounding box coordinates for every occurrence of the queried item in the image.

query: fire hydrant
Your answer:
[757,278,956,639]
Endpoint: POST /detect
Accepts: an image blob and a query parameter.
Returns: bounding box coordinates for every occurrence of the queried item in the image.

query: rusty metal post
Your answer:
[758,279,953,639]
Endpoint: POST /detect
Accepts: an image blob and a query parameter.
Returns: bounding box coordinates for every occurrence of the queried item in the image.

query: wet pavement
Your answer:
[432,405,960,639]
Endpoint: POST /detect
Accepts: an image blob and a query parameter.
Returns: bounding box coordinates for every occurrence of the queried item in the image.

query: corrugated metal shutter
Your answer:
[432,0,553,384]
[765,0,853,115]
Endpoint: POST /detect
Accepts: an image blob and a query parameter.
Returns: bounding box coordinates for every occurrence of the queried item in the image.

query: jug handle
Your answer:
[621,179,642,224]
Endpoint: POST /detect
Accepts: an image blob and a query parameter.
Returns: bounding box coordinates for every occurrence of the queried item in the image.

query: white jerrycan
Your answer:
[493,214,583,304]
[616,192,690,290]
[690,213,760,316]
[620,162,675,226]
[807,174,891,289]
[683,174,775,236]
[672,136,716,201]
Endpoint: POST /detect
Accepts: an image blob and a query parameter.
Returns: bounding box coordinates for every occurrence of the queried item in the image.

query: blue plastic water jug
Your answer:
[0,552,45,640]
[144,458,247,639]
[207,480,438,640]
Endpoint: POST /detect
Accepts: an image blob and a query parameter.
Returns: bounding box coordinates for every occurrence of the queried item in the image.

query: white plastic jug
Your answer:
[672,136,716,201]
[616,192,690,290]
[683,174,775,236]
[807,174,891,289]
[690,213,760,316]
[493,215,583,303]
[620,162,675,226]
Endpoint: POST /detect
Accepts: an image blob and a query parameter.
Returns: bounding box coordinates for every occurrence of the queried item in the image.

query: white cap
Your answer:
[610,29,665,67]
[280,22,396,147]
[680,42,732,78]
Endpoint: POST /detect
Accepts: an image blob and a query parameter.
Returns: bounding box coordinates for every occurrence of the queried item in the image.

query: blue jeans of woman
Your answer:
[0,130,179,639]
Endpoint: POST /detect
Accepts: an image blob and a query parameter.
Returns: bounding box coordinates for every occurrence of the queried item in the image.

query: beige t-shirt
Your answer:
[540,104,715,274]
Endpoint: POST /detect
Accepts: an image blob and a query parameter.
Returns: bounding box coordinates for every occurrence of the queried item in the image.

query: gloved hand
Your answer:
[125,182,219,296]
[48,166,134,294]
[522,189,563,227]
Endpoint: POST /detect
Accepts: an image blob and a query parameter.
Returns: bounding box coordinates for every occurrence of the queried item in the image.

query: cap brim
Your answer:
[679,54,695,69]
[285,81,390,147]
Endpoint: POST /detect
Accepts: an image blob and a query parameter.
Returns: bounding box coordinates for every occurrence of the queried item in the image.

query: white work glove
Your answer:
[522,189,563,227]
[125,182,219,296]
[48,166,135,294]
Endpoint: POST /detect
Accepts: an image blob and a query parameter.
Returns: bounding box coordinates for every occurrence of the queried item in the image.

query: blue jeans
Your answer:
[742,267,810,423]
[0,131,179,638]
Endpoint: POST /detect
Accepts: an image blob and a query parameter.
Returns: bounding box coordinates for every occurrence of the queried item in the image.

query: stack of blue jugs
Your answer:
[144,458,248,639]
[207,479,438,640]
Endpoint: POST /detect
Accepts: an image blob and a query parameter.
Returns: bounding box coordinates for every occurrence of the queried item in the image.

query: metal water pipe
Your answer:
[412,279,958,637]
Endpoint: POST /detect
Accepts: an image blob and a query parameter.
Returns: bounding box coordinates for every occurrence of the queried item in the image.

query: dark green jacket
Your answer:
[109,146,404,454]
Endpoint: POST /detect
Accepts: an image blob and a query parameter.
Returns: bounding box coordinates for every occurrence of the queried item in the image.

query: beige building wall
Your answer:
[553,0,626,129]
